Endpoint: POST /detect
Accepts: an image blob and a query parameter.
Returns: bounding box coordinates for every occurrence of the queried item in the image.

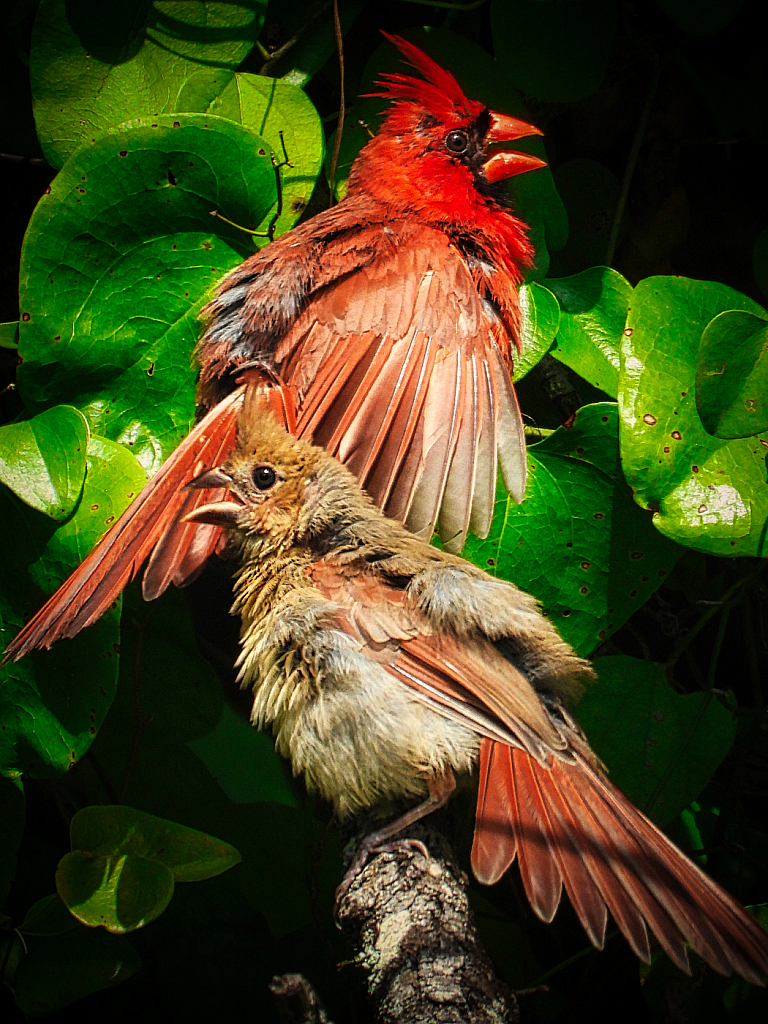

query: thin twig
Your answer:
[665,567,762,673]
[258,2,331,76]
[705,601,731,691]
[605,62,662,267]
[328,0,345,200]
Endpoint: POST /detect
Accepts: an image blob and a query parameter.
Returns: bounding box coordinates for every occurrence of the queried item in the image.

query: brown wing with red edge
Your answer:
[311,558,768,984]
[2,374,296,663]
[282,224,526,552]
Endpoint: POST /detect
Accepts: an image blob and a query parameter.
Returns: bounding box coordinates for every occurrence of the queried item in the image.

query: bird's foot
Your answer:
[334,836,430,921]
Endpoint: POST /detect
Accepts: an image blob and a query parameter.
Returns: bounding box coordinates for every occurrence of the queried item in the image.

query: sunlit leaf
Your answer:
[620,276,768,556]
[696,308,768,438]
[0,405,88,519]
[30,0,266,166]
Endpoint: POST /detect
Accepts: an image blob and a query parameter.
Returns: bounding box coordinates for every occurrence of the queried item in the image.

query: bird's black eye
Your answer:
[445,130,469,154]
[252,465,277,491]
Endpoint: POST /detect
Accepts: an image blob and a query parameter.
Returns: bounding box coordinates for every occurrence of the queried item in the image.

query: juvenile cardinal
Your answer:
[180,395,768,985]
[3,34,545,661]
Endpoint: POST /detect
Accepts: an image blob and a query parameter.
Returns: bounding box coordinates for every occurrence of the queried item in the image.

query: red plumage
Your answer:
[4,34,544,659]
[3,36,767,987]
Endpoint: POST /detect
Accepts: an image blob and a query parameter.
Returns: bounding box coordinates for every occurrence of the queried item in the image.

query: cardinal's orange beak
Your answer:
[484,111,546,183]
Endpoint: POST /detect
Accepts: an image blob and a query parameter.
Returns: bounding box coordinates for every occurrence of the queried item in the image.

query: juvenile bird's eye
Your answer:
[445,130,469,154]
[252,465,277,490]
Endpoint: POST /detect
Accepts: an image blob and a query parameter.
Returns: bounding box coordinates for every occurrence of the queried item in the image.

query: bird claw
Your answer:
[333,837,431,925]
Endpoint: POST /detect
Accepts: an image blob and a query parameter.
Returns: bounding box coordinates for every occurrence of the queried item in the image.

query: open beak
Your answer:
[184,467,243,527]
[483,111,546,184]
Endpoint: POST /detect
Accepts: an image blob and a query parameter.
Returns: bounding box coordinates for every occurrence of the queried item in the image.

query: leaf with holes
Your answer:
[620,277,768,556]
[178,72,324,241]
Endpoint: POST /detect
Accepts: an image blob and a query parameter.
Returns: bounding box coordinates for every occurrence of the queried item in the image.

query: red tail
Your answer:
[2,375,296,663]
[472,739,768,983]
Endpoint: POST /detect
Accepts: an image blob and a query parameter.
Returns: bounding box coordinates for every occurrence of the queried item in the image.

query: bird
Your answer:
[2,34,546,664]
[178,394,768,985]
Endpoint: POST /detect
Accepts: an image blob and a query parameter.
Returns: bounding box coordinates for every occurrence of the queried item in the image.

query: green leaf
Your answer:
[20,895,80,937]
[577,656,738,826]
[70,805,241,883]
[30,0,266,167]
[695,309,768,438]
[178,72,325,240]
[491,0,618,103]
[462,404,682,656]
[13,926,140,1014]
[547,266,631,398]
[57,805,240,933]
[25,435,149,590]
[0,321,19,348]
[0,405,88,519]
[0,436,145,776]
[0,596,119,777]
[18,113,275,475]
[187,703,299,806]
[515,282,560,380]
[57,850,176,932]
[620,276,768,556]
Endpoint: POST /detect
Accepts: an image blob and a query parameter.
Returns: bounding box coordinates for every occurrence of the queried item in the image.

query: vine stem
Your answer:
[328,0,345,201]
[665,565,763,675]
[605,61,661,267]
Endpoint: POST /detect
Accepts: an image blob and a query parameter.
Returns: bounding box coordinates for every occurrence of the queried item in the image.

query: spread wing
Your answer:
[281,227,526,551]
[309,558,563,759]
[310,559,768,984]
[1,377,296,662]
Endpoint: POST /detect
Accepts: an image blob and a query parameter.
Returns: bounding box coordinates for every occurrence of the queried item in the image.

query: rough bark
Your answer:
[336,823,518,1024]
[270,973,334,1024]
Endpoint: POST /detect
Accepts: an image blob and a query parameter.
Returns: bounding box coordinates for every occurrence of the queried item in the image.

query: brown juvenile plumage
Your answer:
[183,395,768,986]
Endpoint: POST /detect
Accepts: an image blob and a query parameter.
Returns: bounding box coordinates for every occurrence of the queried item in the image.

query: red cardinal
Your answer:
[180,397,767,984]
[3,35,545,661]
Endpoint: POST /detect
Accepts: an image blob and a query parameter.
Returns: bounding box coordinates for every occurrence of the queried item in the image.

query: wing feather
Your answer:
[277,231,525,542]
[3,387,247,659]
[469,354,496,539]
[489,344,527,504]
[308,558,768,983]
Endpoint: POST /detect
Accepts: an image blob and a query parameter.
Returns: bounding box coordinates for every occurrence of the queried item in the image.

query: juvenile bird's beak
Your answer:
[187,467,234,490]
[484,111,546,184]
[184,466,243,526]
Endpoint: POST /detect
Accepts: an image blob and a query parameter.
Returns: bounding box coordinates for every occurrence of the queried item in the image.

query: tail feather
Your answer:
[472,740,518,885]
[515,747,609,947]
[472,741,768,982]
